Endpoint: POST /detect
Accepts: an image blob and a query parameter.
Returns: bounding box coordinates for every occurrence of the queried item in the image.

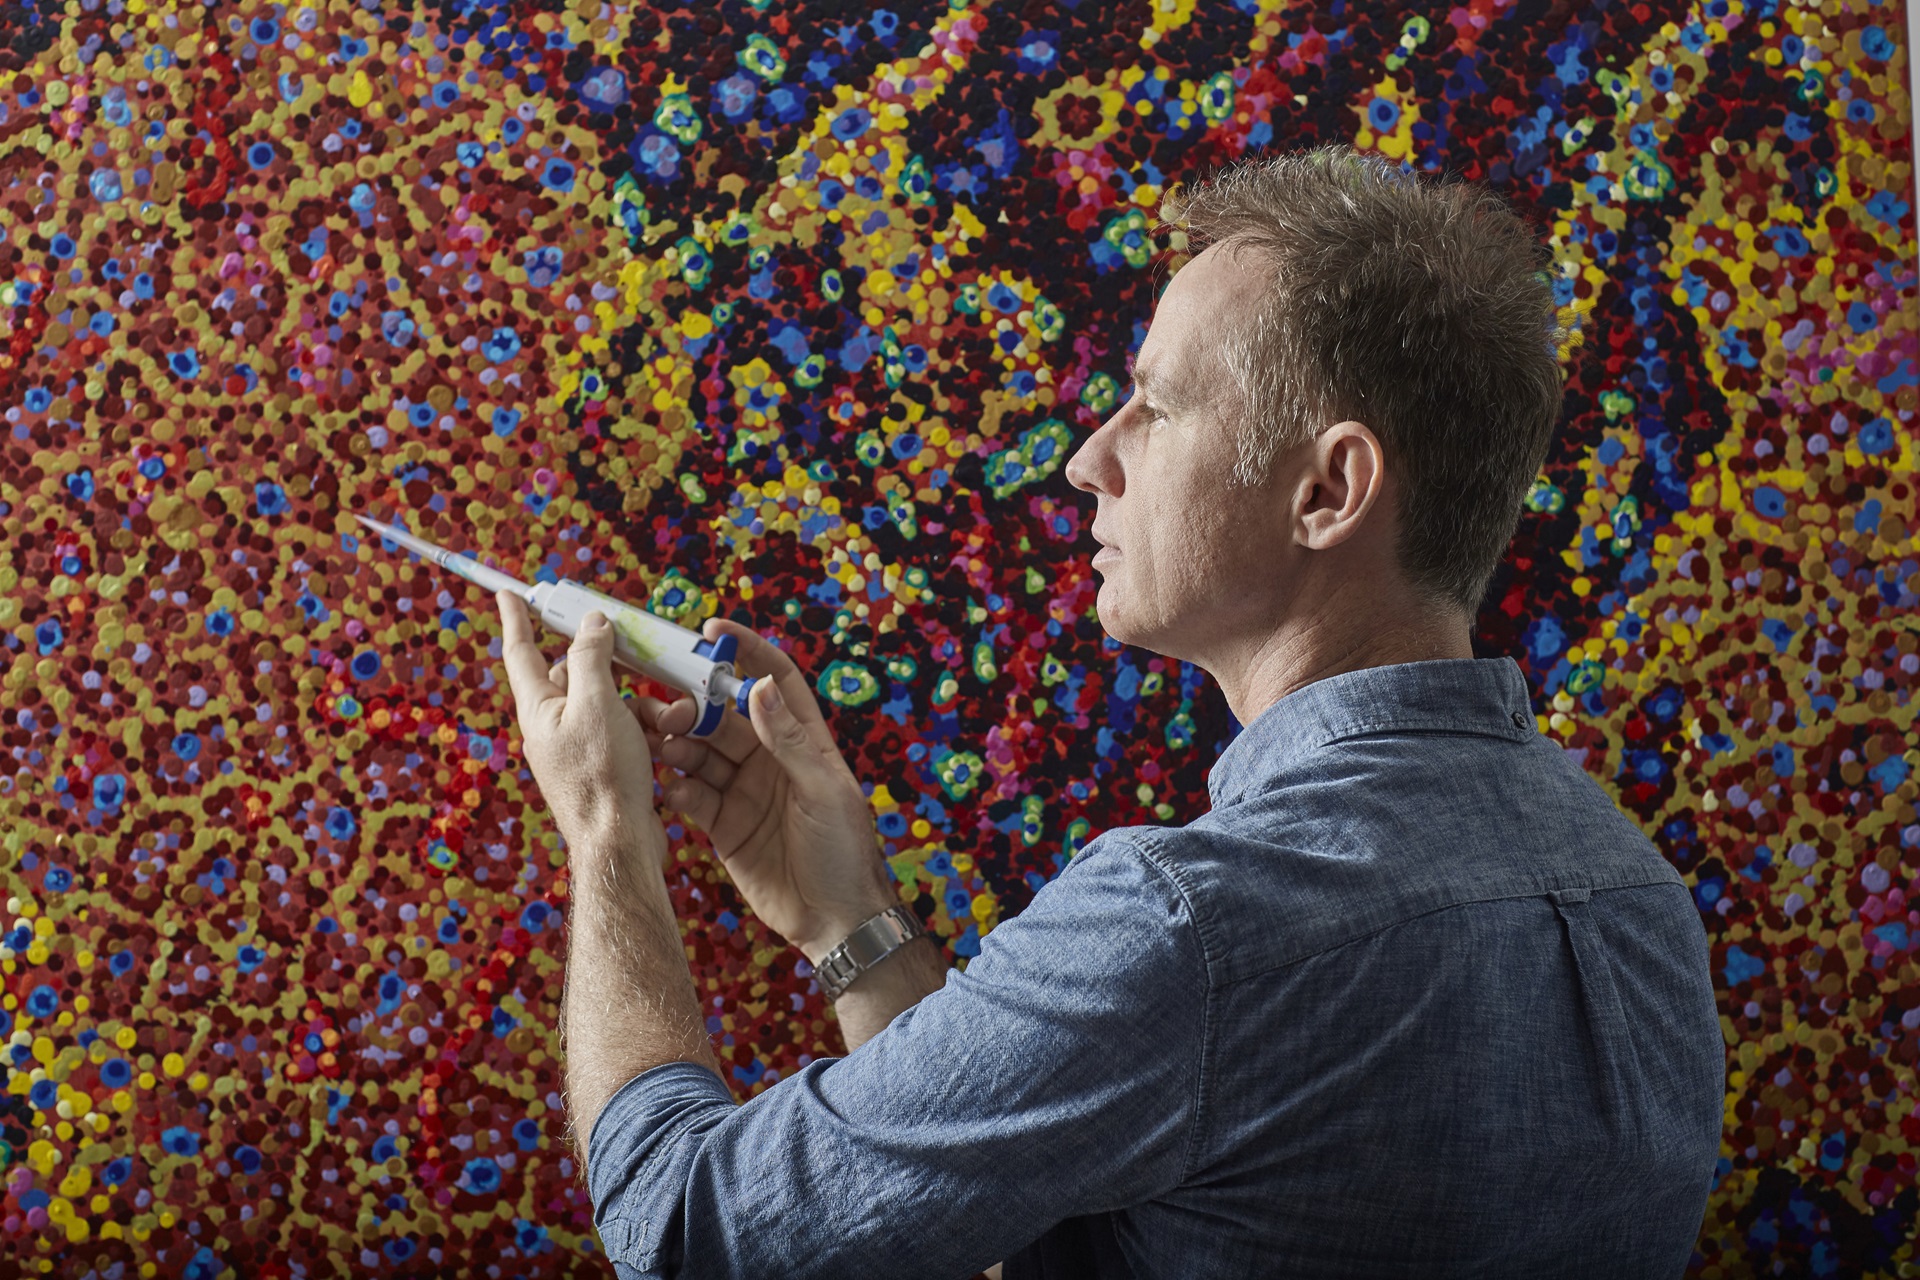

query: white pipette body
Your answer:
[353,516,756,738]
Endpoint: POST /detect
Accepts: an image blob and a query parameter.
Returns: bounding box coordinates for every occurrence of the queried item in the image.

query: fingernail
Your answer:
[582,612,607,633]
[761,680,783,714]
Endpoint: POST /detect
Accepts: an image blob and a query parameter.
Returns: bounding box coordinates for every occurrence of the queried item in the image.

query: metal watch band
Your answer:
[814,904,927,1002]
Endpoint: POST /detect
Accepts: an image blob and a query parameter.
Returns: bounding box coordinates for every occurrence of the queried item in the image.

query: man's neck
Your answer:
[1215,599,1474,728]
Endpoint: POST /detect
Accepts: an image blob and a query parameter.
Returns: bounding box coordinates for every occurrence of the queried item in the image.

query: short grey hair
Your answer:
[1161,146,1566,614]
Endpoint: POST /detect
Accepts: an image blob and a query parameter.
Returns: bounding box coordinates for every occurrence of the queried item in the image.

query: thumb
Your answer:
[566,612,619,707]
[750,677,831,783]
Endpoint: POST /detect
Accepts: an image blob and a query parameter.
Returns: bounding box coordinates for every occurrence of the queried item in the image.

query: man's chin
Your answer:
[1093,583,1136,647]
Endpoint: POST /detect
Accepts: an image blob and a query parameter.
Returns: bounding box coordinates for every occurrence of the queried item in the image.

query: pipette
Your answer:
[353,515,757,739]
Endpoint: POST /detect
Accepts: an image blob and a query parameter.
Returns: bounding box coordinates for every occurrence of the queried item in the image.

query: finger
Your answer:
[646,685,764,765]
[746,667,845,790]
[631,693,673,734]
[549,655,569,694]
[702,617,835,751]
[648,694,702,736]
[564,612,619,711]
[633,696,679,754]
[661,769,723,831]
[657,733,739,792]
[497,591,562,720]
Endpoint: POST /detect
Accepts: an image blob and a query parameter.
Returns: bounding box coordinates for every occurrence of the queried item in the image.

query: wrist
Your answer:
[807,903,930,1002]
[794,892,903,966]
[563,812,668,877]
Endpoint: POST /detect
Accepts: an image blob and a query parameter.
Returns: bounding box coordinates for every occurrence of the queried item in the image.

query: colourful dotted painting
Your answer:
[0,0,1915,1273]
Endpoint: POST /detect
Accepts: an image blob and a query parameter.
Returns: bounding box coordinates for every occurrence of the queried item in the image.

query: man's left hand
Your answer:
[497,591,663,857]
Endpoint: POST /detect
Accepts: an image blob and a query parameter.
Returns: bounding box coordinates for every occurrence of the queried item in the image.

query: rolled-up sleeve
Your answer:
[584,834,1207,1280]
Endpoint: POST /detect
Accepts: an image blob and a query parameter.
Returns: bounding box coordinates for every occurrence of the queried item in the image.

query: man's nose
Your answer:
[1065,415,1122,496]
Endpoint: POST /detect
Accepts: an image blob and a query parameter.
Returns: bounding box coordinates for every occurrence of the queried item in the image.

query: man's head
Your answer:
[1065,147,1564,685]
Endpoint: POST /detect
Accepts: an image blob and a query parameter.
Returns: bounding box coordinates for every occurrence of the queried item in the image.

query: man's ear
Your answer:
[1295,421,1386,551]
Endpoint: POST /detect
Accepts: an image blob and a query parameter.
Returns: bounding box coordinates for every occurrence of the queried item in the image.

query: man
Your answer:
[494,147,1725,1279]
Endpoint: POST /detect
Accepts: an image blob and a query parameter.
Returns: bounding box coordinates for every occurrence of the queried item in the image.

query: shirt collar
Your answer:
[1206,657,1538,810]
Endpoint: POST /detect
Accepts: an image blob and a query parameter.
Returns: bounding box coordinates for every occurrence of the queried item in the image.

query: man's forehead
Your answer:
[1132,243,1268,392]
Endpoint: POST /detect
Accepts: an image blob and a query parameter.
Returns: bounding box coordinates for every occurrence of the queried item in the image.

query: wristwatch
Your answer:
[814,904,928,1002]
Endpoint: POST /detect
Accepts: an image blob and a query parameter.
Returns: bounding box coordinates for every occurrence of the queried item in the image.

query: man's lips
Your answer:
[1092,544,1120,566]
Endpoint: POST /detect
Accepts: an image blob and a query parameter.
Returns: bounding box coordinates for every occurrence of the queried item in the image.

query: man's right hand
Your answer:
[633,618,902,965]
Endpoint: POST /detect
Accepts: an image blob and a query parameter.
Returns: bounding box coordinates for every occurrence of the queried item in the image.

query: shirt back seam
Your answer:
[1217,876,1689,987]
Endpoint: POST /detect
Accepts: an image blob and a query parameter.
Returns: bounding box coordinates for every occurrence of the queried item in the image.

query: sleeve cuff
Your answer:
[586,1061,738,1271]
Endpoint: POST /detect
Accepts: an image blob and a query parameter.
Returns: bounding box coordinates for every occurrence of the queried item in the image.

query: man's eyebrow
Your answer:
[1125,354,1156,396]
[1127,357,1183,412]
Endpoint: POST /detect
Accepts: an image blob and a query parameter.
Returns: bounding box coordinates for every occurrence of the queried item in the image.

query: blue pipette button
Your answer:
[691,698,725,739]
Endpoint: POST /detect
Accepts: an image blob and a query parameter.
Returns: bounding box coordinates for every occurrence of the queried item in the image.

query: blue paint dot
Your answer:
[463,1157,502,1193]
[831,107,872,140]
[93,774,127,812]
[484,328,523,363]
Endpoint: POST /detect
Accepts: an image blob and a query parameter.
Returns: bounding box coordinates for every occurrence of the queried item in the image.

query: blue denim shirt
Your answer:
[587,657,1725,1279]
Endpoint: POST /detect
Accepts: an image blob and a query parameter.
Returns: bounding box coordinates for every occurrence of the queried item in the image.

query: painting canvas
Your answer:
[0,0,1915,1273]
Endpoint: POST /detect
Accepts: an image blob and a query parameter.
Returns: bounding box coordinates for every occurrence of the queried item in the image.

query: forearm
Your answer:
[563,818,722,1168]
[829,932,950,1052]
